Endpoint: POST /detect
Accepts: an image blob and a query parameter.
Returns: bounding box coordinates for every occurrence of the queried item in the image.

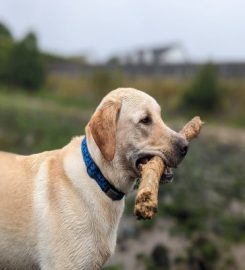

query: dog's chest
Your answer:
[50,180,123,267]
[56,203,120,269]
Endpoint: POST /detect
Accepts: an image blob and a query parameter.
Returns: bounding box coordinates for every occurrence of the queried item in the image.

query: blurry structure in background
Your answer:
[45,41,245,80]
[117,43,189,65]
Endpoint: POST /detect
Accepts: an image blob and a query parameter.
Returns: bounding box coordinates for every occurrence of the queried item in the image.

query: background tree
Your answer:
[8,32,45,90]
[0,22,13,81]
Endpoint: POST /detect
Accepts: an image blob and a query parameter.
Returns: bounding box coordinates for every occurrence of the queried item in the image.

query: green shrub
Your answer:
[182,63,221,112]
[219,215,245,242]
[188,235,219,270]
[160,203,207,236]
[151,244,170,269]
[136,245,170,270]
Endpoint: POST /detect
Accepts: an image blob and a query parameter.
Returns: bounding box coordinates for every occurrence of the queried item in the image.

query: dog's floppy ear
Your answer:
[88,99,121,161]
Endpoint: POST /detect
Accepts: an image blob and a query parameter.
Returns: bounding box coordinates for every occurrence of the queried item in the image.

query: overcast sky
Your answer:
[1,0,245,62]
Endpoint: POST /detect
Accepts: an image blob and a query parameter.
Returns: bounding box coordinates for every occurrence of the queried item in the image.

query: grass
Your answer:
[3,71,245,127]
[0,90,90,154]
[46,73,245,128]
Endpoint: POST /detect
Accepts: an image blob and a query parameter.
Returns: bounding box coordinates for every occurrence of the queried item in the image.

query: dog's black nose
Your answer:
[177,137,189,157]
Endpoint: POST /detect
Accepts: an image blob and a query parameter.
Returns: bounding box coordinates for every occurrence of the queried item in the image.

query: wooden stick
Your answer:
[134,116,204,220]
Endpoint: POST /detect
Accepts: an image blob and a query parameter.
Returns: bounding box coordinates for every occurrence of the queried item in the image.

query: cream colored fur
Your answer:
[0,88,185,269]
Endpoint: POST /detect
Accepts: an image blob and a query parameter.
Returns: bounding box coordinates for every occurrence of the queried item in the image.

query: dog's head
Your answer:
[86,88,188,190]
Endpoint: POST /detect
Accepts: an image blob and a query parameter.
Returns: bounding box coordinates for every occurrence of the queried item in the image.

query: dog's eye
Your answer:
[140,116,152,125]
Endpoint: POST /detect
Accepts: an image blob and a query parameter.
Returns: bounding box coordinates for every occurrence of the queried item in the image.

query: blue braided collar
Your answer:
[81,137,125,201]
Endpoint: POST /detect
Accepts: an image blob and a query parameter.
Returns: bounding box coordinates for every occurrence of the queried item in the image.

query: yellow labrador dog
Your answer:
[0,88,188,270]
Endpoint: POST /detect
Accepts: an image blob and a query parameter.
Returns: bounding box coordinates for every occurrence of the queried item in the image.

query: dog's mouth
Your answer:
[136,155,153,168]
[135,155,174,184]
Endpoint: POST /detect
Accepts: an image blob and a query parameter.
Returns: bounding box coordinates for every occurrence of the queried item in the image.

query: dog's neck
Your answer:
[85,133,135,195]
